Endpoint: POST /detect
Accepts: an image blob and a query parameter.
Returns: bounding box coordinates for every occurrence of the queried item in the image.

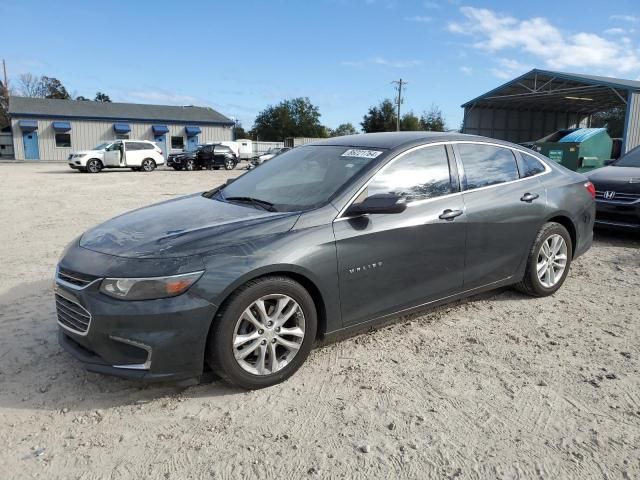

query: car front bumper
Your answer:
[594,199,640,229]
[55,260,217,383]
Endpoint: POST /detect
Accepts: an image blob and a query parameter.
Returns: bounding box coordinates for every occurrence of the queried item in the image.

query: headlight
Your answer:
[74,154,86,159]
[99,271,204,300]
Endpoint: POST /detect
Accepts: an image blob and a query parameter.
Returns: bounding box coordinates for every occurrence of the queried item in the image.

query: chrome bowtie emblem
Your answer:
[603,191,616,200]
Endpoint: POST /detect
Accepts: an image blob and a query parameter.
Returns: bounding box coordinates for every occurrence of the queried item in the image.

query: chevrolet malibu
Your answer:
[55,132,595,389]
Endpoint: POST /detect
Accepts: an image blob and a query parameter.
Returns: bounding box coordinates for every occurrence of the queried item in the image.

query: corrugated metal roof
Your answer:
[8,96,234,125]
[461,69,640,110]
[559,128,607,143]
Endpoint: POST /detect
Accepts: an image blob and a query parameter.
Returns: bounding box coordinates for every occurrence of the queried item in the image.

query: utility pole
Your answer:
[392,78,406,131]
[2,59,8,98]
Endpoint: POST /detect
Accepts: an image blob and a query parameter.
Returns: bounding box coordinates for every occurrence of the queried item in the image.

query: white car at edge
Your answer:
[68,140,164,173]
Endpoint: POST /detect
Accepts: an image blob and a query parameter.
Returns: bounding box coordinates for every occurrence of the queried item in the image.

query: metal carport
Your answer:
[461,69,640,154]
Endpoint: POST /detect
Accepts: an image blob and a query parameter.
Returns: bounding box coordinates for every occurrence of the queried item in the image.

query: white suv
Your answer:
[69,140,164,173]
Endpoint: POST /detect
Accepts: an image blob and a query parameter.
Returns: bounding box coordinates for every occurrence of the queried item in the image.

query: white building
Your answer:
[8,96,234,161]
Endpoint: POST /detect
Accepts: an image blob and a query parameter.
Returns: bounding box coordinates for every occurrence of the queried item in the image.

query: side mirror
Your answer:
[344,193,407,217]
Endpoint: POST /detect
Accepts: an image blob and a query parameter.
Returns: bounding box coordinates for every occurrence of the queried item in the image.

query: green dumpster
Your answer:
[534,128,612,173]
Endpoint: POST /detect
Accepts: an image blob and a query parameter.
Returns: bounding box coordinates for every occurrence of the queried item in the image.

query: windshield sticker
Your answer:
[341,149,383,159]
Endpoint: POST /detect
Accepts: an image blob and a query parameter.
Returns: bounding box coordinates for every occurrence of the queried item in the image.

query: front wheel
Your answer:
[141,158,156,172]
[207,276,317,389]
[86,159,103,174]
[224,159,236,170]
[515,222,572,297]
[184,159,196,171]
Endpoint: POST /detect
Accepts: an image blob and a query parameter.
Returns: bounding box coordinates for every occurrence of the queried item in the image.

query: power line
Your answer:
[391,79,407,132]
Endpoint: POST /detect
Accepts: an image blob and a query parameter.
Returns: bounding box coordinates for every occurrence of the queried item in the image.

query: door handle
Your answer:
[520,192,539,203]
[439,209,463,221]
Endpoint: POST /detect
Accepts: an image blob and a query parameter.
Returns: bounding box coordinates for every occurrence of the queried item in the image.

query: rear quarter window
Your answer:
[519,153,547,178]
[458,144,520,190]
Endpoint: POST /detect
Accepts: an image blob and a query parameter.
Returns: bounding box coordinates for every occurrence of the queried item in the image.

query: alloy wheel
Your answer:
[185,159,195,171]
[232,294,305,376]
[142,159,155,172]
[87,160,100,173]
[537,234,568,288]
[225,159,235,170]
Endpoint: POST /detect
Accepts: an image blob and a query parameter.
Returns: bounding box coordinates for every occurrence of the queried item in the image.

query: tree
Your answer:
[0,80,9,128]
[591,106,625,138]
[400,112,421,131]
[18,73,45,97]
[233,122,249,139]
[420,104,446,132]
[40,76,70,99]
[76,95,90,101]
[252,97,327,141]
[361,99,397,133]
[17,74,70,99]
[94,91,111,103]
[331,123,358,136]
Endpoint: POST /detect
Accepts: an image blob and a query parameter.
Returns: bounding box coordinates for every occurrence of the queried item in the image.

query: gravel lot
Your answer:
[0,162,639,479]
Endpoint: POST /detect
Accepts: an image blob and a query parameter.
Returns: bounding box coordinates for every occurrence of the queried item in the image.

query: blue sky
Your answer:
[2,0,639,131]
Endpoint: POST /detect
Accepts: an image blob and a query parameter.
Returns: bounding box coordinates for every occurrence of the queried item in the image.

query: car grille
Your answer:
[595,190,640,203]
[55,294,91,334]
[57,267,99,288]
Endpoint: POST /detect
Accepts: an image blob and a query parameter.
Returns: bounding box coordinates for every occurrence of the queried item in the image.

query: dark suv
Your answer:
[168,144,237,171]
[197,144,237,170]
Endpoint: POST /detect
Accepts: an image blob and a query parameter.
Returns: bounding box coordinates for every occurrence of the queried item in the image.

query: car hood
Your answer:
[72,149,104,156]
[79,193,300,258]
[588,166,640,192]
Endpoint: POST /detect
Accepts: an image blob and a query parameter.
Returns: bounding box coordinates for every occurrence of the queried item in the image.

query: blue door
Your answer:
[187,135,199,152]
[23,131,40,160]
[154,135,167,159]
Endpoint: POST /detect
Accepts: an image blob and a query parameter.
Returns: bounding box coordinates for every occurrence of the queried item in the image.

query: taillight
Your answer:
[584,181,596,199]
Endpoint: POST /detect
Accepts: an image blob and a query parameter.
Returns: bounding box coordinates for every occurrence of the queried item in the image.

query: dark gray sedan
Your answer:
[55,132,595,389]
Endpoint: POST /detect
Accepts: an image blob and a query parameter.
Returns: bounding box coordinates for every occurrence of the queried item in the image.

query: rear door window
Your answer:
[458,144,520,190]
[365,145,454,202]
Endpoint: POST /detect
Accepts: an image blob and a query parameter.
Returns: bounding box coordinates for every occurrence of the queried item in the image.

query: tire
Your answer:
[184,159,196,171]
[207,276,317,389]
[141,158,156,172]
[86,159,102,174]
[515,222,573,297]
[224,159,236,170]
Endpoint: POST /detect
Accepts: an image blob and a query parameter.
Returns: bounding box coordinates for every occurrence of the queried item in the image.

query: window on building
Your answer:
[171,136,185,149]
[364,145,453,202]
[458,144,519,190]
[55,133,72,148]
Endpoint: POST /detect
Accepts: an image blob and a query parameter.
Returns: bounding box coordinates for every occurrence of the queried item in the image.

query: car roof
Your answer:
[306,131,502,151]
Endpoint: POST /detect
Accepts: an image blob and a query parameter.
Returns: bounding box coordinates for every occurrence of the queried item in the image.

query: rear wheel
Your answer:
[141,158,156,172]
[86,159,103,174]
[516,222,572,297]
[207,276,317,389]
[224,159,236,170]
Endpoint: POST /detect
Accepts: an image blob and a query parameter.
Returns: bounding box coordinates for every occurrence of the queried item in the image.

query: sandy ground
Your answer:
[0,162,639,480]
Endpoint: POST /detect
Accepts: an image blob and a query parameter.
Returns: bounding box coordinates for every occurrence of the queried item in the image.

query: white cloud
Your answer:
[449,7,640,74]
[490,58,532,79]
[604,27,626,35]
[610,14,639,23]
[125,90,200,105]
[459,65,473,75]
[342,57,423,68]
[405,15,432,23]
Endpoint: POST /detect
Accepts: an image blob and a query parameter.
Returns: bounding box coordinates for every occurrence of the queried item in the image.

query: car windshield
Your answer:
[93,143,110,150]
[218,146,383,211]
[614,147,640,168]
